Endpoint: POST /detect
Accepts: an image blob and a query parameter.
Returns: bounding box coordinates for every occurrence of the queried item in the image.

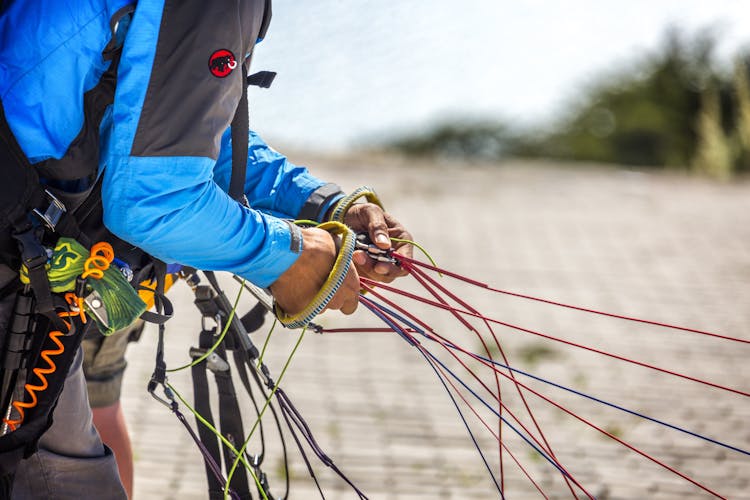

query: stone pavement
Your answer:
[121,155,750,499]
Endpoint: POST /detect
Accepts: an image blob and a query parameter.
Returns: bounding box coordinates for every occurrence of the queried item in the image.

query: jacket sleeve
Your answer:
[101,0,302,287]
[212,129,345,221]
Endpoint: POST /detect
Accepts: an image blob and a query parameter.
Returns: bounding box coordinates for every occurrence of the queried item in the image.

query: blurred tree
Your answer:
[386,120,519,161]
[520,28,717,168]
[732,57,750,174]
[385,28,750,178]
[692,84,732,180]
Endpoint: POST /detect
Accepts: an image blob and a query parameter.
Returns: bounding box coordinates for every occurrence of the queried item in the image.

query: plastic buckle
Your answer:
[13,228,48,269]
[32,190,66,232]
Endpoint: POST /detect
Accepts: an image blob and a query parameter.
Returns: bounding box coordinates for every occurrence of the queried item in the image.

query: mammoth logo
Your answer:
[208,49,237,78]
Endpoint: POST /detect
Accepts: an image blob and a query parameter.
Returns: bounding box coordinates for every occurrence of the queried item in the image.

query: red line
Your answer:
[398,262,579,497]
[364,280,750,398]
[424,343,550,500]
[429,332,727,499]
[395,254,748,345]
[390,266,507,491]
[362,293,592,499]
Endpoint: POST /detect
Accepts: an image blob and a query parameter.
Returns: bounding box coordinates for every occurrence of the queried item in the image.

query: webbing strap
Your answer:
[192,281,253,499]
[229,64,250,205]
[0,100,85,330]
[191,328,227,500]
[229,68,276,205]
[213,342,252,499]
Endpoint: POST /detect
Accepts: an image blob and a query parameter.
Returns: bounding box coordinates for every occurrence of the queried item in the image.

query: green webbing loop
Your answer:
[274,221,356,329]
[329,186,384,223]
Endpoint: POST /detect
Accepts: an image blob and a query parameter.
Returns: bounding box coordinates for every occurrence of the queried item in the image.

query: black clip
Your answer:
[355,233,398,264]
[13,227,48,271]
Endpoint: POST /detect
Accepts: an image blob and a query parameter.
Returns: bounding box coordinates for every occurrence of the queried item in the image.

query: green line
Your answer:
[391,237,441,273]
[257,318,278,368]
[166,382,268,500]
[224,326,307,498]
[167,279,244,373]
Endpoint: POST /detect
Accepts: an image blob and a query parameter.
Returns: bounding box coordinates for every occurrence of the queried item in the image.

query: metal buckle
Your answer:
[32,190,66,231]
[201,313,221,332]
[83,289,110,331]
[188,346,230,372]
[355,233,398,264]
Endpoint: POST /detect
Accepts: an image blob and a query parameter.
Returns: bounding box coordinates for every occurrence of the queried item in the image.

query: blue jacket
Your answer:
[0,0,342,287]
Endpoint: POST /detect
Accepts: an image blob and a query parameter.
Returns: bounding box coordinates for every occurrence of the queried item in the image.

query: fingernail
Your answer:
[374,263,389,274]
[353,252,366,265]
[375,234,390,245]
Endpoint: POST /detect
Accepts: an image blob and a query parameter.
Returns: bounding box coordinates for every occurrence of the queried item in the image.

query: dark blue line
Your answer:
[362,294,750,458]
[361,297,577,484]
[360,298,504,497]
[418,347,505,498]
[448,345,750,458]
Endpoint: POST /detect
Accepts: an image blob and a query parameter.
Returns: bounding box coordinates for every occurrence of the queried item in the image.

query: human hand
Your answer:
[269,227,361,316]
[342,203,413,283]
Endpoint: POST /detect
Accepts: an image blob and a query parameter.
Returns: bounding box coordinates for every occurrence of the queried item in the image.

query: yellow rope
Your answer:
[274,221,356,329]
[329,185,383,222]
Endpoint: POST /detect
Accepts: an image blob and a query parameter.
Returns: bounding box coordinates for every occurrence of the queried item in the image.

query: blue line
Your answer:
[359,294,430,339]
[360,299,504,497]
[361,297,577,484]
[359,297,418,346]
[417,347,505,498]
[451,346,750,458]
[361,295,750,458]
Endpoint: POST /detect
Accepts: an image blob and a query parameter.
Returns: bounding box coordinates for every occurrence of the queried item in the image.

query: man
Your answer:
[0,1,411,498]
[83,322,142,498]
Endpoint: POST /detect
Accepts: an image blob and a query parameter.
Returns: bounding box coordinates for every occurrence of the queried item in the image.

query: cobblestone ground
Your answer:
[122,156,750,499]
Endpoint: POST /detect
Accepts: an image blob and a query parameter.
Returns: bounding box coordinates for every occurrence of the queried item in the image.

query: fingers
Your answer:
[344,203,390,248]
[344,204,414,282]
[272,202,413,322]
[324,265,360,315]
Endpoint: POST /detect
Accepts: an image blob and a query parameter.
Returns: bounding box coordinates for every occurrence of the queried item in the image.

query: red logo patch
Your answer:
[208,49,237,78]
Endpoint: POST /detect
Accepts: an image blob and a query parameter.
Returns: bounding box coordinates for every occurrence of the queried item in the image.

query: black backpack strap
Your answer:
[0,101,78,330]
[228,65,276,205]
[229,64,250,205]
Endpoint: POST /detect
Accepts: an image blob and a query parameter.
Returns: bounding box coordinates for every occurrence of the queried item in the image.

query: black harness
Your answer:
[0,0,368,496]
[146,268,369,500]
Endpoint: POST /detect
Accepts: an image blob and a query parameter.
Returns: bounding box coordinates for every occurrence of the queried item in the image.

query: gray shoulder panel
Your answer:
[131,0,267,159]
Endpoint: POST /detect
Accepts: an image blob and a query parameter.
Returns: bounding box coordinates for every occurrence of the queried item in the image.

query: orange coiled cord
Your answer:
[81,241,114,280]
[2,242,114,431]
[2,314,70,432]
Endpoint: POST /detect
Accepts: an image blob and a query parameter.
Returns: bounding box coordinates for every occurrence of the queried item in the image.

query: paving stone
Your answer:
[122,157,750,499]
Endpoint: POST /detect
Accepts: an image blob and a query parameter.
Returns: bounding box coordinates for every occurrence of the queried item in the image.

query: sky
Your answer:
[248,0,750,152]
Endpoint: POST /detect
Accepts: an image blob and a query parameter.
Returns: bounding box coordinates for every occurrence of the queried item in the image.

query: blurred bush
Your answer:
[386,28,750,179]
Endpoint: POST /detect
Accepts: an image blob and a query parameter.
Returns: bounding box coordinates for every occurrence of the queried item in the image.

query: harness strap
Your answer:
[191,327,229,500]
[0,101,85,331]
[213,341,252,499]
[192,283,253,499]
[229,64,250,205]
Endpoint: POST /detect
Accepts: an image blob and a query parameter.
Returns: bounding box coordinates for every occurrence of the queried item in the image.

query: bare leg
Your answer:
[92,401,133,499]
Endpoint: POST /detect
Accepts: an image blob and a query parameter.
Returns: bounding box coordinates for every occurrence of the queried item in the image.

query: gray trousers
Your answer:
[11,348,127,499]
[1,287,127,499]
